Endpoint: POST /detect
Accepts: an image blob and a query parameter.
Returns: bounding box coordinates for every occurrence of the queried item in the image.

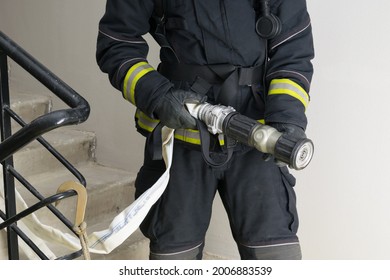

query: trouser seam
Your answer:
[240,241,300,249]
[150,242,203,256]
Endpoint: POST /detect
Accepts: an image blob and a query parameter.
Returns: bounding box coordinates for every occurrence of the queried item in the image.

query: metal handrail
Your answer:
[0,30,91,259]
[0,190,76,230]
[5,106,86,186]
[0,30,90,161]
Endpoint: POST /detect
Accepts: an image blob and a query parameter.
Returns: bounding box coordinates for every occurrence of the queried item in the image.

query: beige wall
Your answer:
[2,0,390,260]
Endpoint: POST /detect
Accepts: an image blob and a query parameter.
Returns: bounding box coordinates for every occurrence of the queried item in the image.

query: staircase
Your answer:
[1,92,228,260]
[1,92,149,260]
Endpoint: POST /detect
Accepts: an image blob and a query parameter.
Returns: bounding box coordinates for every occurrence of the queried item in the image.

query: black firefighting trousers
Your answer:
[134,139,300,259]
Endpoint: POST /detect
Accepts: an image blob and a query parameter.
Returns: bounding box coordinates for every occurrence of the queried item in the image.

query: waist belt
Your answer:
[158,62,264,107]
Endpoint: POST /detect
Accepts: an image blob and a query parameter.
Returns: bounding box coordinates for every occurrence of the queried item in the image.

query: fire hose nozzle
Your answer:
[186,102,314,170]
[268,131,314,170]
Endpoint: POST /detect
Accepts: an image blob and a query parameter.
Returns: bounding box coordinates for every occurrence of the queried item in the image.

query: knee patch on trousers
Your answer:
[238,243,302,260]
[149,243,204,260]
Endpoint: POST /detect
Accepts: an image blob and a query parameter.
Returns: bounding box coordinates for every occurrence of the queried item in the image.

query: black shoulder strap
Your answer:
[154,0,165,19]
[150,0,179,62]
[150,0,165,33]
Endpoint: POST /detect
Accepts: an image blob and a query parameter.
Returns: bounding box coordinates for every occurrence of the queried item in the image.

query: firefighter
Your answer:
[96,0,314,260]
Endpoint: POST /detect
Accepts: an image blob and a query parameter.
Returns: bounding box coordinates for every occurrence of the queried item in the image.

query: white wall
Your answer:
[1,0,390,260]
[296,0,390,259]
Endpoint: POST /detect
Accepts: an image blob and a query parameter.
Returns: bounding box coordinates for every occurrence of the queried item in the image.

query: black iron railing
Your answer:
[0,30,90,260]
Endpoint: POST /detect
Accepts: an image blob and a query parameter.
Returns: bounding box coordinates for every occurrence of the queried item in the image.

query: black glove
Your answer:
[264,123,306,166]
[154,89,204,129]
[270,123,306,140]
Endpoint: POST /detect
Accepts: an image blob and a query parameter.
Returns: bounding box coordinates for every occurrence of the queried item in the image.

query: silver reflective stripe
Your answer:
[135,112,204,145]
[174,129,202,145]
[241,242,300,249]
[123,62,154,104]
[268,79,309,109]
[150,242,204,257]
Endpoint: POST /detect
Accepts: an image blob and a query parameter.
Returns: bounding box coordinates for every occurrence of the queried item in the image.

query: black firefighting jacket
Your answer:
[96,0,314,145]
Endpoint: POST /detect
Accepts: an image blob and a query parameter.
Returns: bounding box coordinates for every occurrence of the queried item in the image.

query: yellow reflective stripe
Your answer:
[218,134,225,146]
[135,112,202,145]
[123,62,155,105]
[174,130,225,146]
[174,129,201,145]
[135,110,159,132]
[269,79,309,109]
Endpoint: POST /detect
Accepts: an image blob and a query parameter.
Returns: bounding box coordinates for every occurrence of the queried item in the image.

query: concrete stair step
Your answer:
[9,93,52,130]
[8,93,96,176]
[8,162,148,259]
[16,162,137,226]
[12,128,96,177]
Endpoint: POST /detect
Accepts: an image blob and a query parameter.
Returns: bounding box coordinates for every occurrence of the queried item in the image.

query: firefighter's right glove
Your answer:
[154,89,204,129]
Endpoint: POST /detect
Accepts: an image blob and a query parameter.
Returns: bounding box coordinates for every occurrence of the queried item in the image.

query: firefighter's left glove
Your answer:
[266,123,306,167]
[271,123,306,141]
[154,89,204,129]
